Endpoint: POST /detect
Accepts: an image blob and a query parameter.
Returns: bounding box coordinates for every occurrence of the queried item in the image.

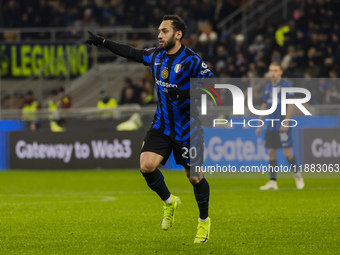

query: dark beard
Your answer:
[271,78,281,85]
[160,34,176,51]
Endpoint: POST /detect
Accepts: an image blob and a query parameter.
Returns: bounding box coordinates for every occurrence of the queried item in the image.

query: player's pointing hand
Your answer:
[86,31,105,47]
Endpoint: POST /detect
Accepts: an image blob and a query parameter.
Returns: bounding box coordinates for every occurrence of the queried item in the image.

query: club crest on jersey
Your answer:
[161,68,169,79]
[174,64,181,73]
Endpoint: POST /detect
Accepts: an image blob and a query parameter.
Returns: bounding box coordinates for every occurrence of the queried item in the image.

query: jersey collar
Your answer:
[165,44,185,59]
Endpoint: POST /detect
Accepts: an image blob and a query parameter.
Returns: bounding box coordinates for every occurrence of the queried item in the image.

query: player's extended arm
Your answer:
[258,102,267,122]
[256,102,267,136]
[280,103,294,132]
[284,103,294,120]
[86,31,144,63]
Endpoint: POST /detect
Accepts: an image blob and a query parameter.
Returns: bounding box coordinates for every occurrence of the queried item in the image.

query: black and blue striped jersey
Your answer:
[263,79,294,131]
[141,45,213,142]
[103,40,213,143]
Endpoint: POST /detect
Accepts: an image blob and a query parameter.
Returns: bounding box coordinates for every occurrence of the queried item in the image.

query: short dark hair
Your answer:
[270,62,281,69]
[163,15,186,40]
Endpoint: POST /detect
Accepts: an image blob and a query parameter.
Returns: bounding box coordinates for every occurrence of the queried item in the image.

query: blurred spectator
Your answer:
[101,0,116,26]
[3,0,21,28]
[13,91,25,109]
[250,35,266,53]
[29,120,40,131]
[21,90,41,121]
[58,87,72,109]
[1,93,10,109]
[141,91,155,105]
[134,79,145,100]
[119,77,139,104]
[1,0,340,105]
[74,7,97,28]
[141,80,156,105]
[97,90,118,117]
[247,62,258,78]
[306,60,320,78]
[323,87,340,104]
[275,24,290,47]
[48,89,60,120]
[285,60,298,78]
[120,87,141,105]
[281,46,296,71]
[213,45,228,75]
[271,50,281,64]
[35,0,53,27]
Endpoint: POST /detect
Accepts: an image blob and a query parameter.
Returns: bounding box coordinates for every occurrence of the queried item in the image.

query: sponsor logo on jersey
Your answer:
[155,78,177,88]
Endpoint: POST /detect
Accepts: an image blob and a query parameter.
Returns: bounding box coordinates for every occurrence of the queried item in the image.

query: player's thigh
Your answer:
[279,129,293,149]
[140,129,172,172]
[172,139,204,178]
[282,147,293,159]
[265,131,282,150]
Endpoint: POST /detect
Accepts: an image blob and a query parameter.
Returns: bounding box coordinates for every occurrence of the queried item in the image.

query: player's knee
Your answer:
[188,177,202,185]
[285,154,294,161]
[268,150,277,159]
[283,149,293,159]
[140,161,157,173]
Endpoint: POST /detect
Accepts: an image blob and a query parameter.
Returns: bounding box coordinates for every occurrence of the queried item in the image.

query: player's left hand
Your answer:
[86,31,105,47]
[165,87,189,101]
[280,125,288,132]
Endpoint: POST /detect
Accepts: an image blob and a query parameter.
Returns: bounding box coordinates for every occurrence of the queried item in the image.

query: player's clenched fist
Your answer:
[165,87,190,101]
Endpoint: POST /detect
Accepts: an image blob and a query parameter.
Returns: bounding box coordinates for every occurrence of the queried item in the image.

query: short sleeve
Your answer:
[285,82,294,98]
[142,47,158,66]
[263,84,270,103]
[191,55,214,79]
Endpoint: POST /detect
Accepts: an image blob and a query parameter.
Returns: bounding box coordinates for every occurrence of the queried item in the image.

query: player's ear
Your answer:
[176,30,182,40]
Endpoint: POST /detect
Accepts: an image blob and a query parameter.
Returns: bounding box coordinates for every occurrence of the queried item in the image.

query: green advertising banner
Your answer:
[0,44,89,78]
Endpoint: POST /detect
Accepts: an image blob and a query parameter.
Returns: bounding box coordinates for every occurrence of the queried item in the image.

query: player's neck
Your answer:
[165,42,182,55]
[271,78,281,86]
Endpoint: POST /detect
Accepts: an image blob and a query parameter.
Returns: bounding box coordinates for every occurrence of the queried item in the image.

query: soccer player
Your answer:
[86,15,211,243]
[256,62,304,190]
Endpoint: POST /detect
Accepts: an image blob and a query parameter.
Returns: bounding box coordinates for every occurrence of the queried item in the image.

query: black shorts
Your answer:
[141,128,204,169]
[264,130,292,149]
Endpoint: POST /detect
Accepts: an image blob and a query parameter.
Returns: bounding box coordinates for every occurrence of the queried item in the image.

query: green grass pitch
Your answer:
[0,170,339,254]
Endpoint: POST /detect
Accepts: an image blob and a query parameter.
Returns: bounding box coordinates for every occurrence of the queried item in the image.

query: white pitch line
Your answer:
[0,186,339,200]
[0,196,117,206]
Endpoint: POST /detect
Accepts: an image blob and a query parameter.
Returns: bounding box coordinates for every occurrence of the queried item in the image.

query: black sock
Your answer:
[193,178,210,219]
[287,156,298,173]
[269,159,277,181]
[141,169,171,201]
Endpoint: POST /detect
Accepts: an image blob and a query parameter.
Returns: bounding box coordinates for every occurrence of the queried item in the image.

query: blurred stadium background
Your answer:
[1,0,339,170]
[1,1,340,254]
